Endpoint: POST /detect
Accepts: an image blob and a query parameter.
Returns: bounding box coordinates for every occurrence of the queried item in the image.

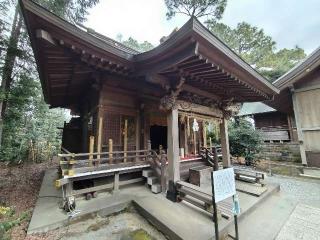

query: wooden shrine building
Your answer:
[265,47,320,167]
[20,0,278,200]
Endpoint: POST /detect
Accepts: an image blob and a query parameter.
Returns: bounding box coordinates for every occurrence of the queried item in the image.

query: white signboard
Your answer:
[212,168,236,203]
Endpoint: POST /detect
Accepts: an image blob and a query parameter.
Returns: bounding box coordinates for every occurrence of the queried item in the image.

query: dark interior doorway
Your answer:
[150,125,167,150]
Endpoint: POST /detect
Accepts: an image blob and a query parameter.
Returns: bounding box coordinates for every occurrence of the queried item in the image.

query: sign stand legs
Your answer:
[211,171,219,240]
[234,215,239,240]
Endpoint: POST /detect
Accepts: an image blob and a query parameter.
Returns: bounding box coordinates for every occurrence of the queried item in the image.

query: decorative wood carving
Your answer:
[159,76,185,110]
[222,101,242,119]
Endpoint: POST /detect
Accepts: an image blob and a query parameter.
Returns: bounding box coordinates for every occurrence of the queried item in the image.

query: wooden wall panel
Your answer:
[296,89,320,128]
[303,131,320,151]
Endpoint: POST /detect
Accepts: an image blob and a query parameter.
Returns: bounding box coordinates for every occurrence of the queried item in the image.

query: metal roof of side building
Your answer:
[238,102,276,116]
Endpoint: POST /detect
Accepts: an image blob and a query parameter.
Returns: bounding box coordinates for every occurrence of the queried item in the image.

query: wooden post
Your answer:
[292,90,307,165]
[81,115,88,153]
[167,109,180,182]
[203,121,207,148]
[109,139,113,164]
[124,119,128,162]
[97,117,103,161]
[287,114,294,141]
[114,172,119,192]
[220,118,231,168]
[184,121,189,156]
[89,136,94,166]
[135,113,141,162]
[81,102,89,153]
[160,150,167,193]
[194,131,197,155]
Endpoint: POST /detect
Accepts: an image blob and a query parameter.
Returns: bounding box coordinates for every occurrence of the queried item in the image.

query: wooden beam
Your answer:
[36,29,56,45]
[181,84,221,101]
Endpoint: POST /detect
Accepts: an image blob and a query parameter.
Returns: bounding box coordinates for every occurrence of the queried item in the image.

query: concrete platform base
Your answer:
[28,169,279,240]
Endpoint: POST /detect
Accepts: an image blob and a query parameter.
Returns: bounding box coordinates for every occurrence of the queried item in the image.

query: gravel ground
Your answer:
[265,175,320,208]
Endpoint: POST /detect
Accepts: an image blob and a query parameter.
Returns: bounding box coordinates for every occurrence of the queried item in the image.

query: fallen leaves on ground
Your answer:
[0,160,58,240]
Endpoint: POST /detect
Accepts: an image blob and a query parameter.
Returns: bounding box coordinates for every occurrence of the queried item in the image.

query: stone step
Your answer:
[142,169,153,178]
[151,183,162,194]
[147,176,158,185]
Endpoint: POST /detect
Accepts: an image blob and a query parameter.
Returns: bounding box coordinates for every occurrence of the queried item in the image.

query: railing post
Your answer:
[160,150,167,193]
[124,119,128,162]
[97,117,103,163]
[213,146,219,171]
[147,140,152,162]
[109,139,113,164]
[89,136,94,167]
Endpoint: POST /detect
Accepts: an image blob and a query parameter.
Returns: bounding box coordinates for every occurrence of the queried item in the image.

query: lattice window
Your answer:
[104,113,136,147]
[104,113,121,145]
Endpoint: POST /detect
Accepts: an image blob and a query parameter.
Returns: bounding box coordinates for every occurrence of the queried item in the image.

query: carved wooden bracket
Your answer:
[222,102,242,119]
[159,76,185,110]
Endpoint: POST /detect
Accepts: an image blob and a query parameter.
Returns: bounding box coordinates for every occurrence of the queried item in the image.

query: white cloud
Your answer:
[86,0,188,46]
[85,0,320,54]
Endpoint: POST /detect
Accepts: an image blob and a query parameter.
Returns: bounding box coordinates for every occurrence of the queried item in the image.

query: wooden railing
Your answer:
[58,148,151,177]
[149,149,168,193]
[200,147,219,171]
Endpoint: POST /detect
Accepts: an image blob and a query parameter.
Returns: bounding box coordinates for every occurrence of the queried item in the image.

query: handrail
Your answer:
[149,149,168,193]
[200,146,219,171]
[61,147,71,154]
[58,148,151,176]
[58,149,149,158]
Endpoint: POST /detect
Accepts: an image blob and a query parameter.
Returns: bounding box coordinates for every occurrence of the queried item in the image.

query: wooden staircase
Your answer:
[143,169,162,193]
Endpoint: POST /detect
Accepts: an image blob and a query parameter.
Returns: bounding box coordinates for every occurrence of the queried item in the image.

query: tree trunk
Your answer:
[0,6,23,148]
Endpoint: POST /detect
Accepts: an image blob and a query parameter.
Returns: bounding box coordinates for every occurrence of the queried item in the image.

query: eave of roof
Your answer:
[273,46,320,89]
[20,0,280,107]
[20,0,138,60]
[135,17,279,96]
[238,102,276,116]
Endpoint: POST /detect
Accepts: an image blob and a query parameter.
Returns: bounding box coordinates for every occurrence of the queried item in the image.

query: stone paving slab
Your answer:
[276,204,320,240]
[235,181,268,196]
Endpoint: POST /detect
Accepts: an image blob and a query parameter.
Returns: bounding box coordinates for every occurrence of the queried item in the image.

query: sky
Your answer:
[86,0,320,54]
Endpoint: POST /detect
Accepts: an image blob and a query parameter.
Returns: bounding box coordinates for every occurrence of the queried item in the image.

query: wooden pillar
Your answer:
[287,114,294,142]
[167,109,180,182]
[124,119,128,162]
[81,116,88,153]
[144,112,150,150]
[135,112,141,161]
[220,117,231,168]
[184,123,189,156]
[292,91,307,165]
[203,121,207,148]
[89,136,94,166]
[114,172,119,192]
[109,139,113,164]
[97,117,103,160]
[81,102,89,153]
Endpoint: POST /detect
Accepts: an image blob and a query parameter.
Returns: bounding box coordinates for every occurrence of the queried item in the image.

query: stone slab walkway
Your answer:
[276,204,320,240]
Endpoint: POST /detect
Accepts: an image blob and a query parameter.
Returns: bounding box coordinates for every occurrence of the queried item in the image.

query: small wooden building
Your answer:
[20,0,278,197]
[238,102,297,142]
[266,47,320,167]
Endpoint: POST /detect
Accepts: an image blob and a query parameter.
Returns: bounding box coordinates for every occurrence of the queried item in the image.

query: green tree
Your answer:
[0,0,99,161]
[35,0,99,23]
[120,36,154,52]
[165,0,227,19]
[259,47,306,80]
[207,20,275,67]
[206,20,306,81]
[228,118,262,164]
